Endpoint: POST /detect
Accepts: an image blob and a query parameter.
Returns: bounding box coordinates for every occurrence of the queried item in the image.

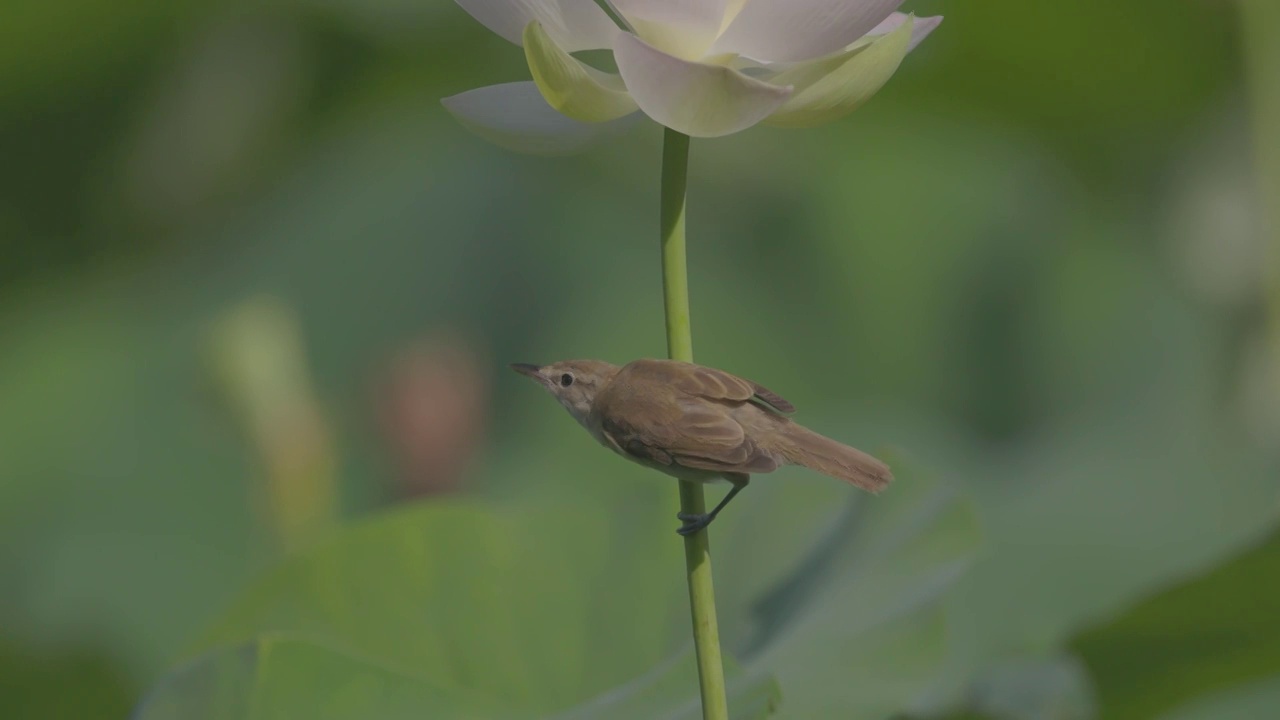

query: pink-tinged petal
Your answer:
[613,31,792,138]
[609,0,728,59]
[454,0,620,52]
[712,0,904,63]
[868,12,942,52]
[442,82,635,155]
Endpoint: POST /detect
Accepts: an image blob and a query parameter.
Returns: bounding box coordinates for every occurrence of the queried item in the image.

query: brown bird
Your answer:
[511,358,892,536]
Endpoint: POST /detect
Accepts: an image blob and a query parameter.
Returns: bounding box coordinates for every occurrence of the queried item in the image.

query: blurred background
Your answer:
[2,0,1278,718]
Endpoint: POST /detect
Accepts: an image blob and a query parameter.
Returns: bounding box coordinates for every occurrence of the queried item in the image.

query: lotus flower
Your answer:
[442,0,942,153]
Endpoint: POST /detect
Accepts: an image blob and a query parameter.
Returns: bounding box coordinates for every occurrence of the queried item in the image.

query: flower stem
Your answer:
[659,127,730,720]
[1241,0,1280,387]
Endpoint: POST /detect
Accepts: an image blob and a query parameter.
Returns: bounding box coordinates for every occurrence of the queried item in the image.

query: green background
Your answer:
[2,1,1278,718]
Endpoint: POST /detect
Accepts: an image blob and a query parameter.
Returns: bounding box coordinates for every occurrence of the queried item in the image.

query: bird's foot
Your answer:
[676,512,713,537]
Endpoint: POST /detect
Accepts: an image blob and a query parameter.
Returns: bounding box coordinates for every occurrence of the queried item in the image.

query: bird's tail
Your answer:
[775,424,893,493]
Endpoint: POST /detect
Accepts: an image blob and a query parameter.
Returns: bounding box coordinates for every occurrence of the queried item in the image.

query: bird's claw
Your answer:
[676,512,712,536]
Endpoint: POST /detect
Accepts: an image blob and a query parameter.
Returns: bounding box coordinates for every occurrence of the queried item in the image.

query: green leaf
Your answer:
[1073,529,1280,720]
[725,453,982,718]
[136,637,781,720]
[183,451,976,718]
[1156,675,1280,720]
[167,491,778,712]
[134,637,513,720]
[197,500,684,713]
[964,655,1096,720]
[190,497,780,717]
[548,648,780,720]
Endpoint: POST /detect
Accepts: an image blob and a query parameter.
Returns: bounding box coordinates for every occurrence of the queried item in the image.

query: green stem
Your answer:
[660,127,729,720]
[1241,0,1280,371]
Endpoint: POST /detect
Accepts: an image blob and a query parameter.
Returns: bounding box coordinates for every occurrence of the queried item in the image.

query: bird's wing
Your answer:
[597,391,780,475]
[622,359,796,415]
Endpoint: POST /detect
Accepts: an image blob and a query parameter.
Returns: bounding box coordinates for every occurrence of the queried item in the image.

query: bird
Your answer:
[511,358,892,536]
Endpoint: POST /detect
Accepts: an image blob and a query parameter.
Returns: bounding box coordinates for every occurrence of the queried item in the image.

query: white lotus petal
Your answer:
[763,14,913,128]
[868,12,943,52]
[441,82,634,155]
[454,0,620,52]
[613,30,791,138]
[524,21,638,122]
[712,0,903,63]
[609,0,728,59]
[719,0,750,33]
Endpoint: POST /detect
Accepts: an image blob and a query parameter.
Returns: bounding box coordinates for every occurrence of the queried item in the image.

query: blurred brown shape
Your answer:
[376,335,489,500]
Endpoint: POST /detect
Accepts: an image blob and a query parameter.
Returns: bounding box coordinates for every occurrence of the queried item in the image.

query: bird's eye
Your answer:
[560,373,574,387]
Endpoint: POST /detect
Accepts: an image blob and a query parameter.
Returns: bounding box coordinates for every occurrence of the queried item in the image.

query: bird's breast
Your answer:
[610,446,727,484]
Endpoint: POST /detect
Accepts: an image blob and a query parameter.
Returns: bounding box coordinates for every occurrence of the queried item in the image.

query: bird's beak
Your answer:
[509,363,543,381]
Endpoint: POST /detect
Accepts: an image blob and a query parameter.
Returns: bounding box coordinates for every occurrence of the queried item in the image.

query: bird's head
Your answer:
[510,359,621,424]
